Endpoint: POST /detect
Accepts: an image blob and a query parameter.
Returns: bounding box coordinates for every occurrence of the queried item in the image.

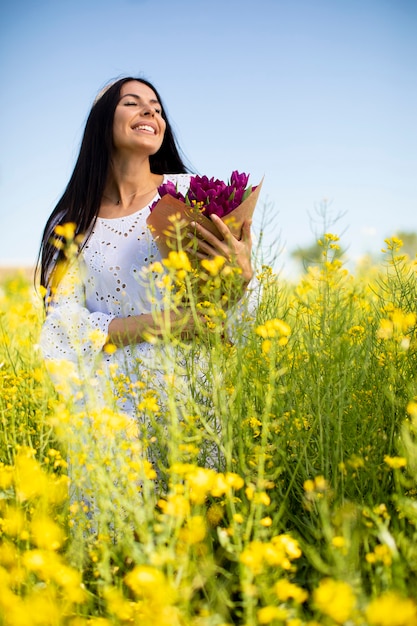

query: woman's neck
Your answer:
[102,157,162,214]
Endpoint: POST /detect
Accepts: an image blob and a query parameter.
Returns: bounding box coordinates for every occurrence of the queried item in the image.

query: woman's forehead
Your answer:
[120,80,158,100]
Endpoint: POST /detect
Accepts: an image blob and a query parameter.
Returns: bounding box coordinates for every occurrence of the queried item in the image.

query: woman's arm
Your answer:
[107,307,198,347]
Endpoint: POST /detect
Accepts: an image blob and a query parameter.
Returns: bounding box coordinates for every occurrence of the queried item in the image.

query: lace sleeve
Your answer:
[40,258,116,372]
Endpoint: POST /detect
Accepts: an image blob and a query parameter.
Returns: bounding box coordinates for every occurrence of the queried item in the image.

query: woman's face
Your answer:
[112,81,166,156]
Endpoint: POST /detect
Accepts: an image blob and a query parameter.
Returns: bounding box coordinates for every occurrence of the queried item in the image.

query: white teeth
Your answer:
[134,124,155,134]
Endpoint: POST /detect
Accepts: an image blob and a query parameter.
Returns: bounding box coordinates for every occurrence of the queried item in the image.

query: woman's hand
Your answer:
[190,215,253,284]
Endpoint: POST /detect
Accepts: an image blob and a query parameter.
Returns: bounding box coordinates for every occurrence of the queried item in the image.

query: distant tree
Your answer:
[291,198,346,271]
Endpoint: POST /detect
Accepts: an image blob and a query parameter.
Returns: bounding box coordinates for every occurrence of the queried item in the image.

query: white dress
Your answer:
[40,173,193,409]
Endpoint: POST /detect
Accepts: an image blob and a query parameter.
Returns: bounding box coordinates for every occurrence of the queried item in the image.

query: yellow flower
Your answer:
[240,535,302,574]
[22,549,63,579]
[201,255,226,276]
[0,464,13,490]
[262,339,272,354]
[186,467,216,504]
[103,586,135,621]
[208,471,244,498]
[2,506,26,538]
[0,541,18,568]
[225,472,244,490]
[54,564,86,603]
[314,476,328,491]
[377,318,394,340]
[275,579,308,603]
[14,448,49,501]
[163,250,192,273]
[240,541,267,574]
[149,260,164,274]
[103,342,117,354]
[88,328,108,349]
[245,485,255,500]
[331,536,346,549]
[366,544,392,566]
[138,393,160,413]
[384,455,407,469]
[256,318,291,340]
[384,236,403,251]
[365,591,417,626]
[303,479,315,493]
[54,222,77,240]
[273,534,302,561]
[324,232,340,243]
[179,515,206,544]
[124,565,176,604]
[254,491,271,506]
[158,493,190,519]
[206,504,223,527]
[407,400,417,419]
[304,476,328,496]
[31,516,65,551]
[313,578,356,623]
[377,309,416,341]
[257,605,288,624]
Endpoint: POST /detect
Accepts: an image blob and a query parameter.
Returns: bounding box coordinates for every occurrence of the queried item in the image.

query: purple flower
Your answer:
[150,171,255,217]
[158,180,185,201]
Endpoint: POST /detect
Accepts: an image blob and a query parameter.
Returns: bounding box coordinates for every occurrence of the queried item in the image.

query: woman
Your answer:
[38,76,253,413]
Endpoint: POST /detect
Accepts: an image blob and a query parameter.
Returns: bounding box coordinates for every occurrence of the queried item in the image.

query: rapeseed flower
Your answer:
[366,543,392,566]
[257,605,288,624]
[365,591,417,626]
[313,578,356,623]
[30,515,65,550]
[384,455,407,469]
[124,565,176,604]
[179,515,206,544]
[158,493,191,519]
[275,578,308,603]
[240,535,302,574]
[162,250,192,274]
[200,255,226,276]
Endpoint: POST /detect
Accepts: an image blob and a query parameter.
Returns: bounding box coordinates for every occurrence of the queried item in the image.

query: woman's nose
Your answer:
[142,106,154,117]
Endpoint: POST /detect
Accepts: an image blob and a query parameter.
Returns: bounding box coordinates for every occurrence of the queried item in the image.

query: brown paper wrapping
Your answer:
[146,178,263,259]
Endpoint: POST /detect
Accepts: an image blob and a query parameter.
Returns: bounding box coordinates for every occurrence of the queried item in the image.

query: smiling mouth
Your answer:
[132,124,156,134]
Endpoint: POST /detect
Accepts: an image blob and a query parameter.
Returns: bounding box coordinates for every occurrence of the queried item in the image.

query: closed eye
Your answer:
[124,102,162,114]
[120,94,162,114]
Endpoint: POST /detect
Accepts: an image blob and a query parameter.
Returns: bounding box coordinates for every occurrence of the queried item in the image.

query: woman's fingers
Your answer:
[188,216,253,283]
[189,221,230,258]
[240,219,252,245]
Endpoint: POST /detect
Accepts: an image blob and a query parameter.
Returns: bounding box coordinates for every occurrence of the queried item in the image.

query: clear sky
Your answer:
[1,0,416,276]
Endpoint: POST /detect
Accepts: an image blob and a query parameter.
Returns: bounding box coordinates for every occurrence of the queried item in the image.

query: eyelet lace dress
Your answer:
[40,173,192,412]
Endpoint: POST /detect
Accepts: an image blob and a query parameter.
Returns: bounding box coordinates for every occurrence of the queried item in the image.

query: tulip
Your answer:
[150,171,256,219]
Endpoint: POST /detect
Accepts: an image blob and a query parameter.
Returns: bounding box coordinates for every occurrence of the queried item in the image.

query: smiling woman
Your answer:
[36,74,254,419]
[100,82,167,215]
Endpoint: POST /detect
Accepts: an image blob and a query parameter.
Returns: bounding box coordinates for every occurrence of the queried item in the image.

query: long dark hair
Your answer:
[37,76,190,293]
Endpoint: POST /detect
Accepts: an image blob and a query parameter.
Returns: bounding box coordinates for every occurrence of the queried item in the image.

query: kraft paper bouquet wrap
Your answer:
[146,171,263,259]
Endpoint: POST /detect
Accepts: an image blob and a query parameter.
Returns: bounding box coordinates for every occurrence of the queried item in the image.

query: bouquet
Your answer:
[146,171,263,258]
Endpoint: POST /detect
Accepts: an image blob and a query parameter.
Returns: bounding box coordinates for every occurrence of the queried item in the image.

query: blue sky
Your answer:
[1,0,416,276]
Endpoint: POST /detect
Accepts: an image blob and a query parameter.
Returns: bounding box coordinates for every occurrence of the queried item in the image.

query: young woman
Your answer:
[38,76,253,413]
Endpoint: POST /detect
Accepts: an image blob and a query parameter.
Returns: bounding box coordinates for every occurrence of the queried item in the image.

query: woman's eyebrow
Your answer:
[120,93,160,105]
